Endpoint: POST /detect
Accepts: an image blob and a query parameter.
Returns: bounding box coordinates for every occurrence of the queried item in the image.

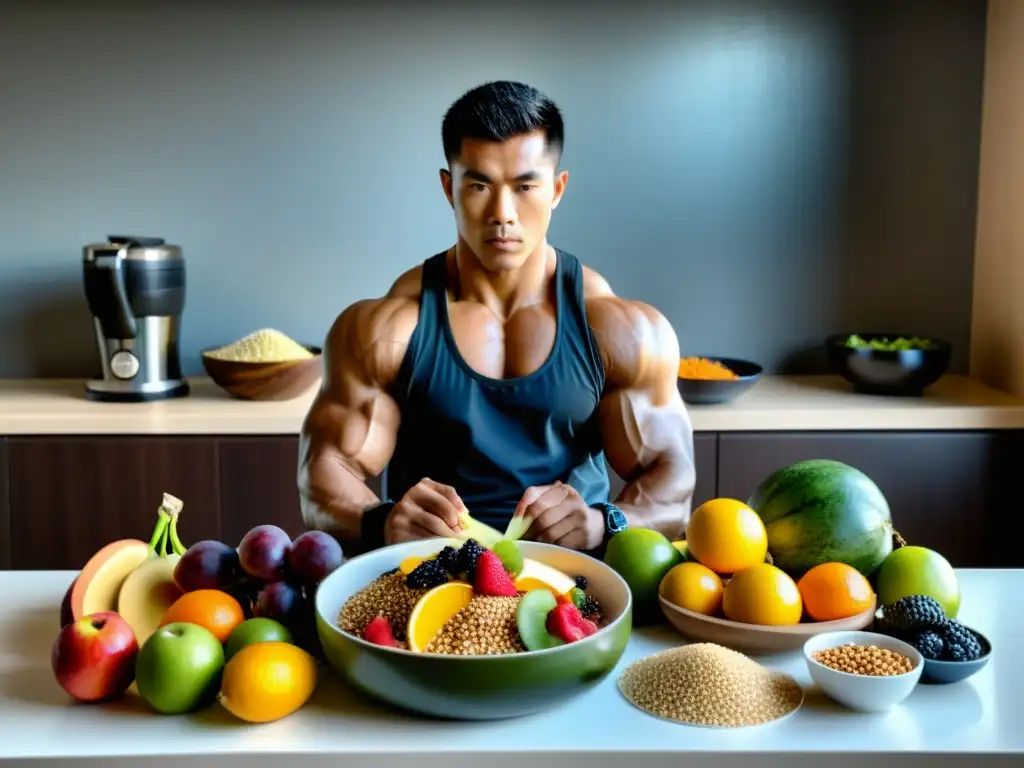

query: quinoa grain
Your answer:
[426,596,525,655]
[338,571,427,641]
[618,643,804,728]
[813,644,914,676]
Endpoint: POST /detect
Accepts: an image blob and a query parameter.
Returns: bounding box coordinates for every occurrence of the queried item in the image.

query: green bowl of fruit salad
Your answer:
[825,332,952,396]
[315,536,633,720]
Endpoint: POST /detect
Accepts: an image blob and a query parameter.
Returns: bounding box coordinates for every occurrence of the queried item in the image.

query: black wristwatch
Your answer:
[591,501,629,544]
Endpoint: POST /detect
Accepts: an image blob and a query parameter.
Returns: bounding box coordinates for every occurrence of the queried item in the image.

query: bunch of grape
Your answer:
[173,525,344,658]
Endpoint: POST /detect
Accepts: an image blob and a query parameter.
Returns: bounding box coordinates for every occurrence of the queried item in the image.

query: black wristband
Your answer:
[361,500,396,550]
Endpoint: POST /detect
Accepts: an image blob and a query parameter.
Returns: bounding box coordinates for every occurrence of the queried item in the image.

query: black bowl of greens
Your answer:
[825,333,952,396]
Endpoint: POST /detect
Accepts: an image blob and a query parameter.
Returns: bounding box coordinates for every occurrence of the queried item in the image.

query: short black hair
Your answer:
[441,80,564,166]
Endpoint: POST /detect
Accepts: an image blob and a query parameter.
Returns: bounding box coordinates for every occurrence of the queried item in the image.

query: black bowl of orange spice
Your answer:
[676,356,763,405]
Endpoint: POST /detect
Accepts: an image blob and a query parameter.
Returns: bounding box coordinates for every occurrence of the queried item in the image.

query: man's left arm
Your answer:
[590,296,696,541]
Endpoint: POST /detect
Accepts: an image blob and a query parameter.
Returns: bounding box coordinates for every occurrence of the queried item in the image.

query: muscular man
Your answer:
[298,80,696,553]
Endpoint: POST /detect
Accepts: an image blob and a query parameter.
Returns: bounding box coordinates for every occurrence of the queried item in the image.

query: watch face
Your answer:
[608,507,628,533]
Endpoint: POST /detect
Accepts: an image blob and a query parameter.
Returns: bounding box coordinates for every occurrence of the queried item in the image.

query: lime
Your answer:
[875,546,961,618]
[604,528,683,624]
[225,617,294,660]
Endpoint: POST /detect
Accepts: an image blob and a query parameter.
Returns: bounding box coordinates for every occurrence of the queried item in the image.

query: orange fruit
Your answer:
[406,582,474,653]
[399,556,424,575]
[685,498,768,575]
[159,589,245,643]
[722,563,803,626]
[218,641,318,723]
[659,562,724,616]
[797,562,875,622]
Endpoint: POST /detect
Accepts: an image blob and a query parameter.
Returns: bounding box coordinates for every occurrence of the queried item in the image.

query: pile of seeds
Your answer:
[813,644,914,676]
[425,596,526,655]
[337,571,427,642]
[618,643,804,728]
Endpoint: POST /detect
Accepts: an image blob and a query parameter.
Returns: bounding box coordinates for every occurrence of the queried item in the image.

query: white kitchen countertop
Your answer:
[1,569,1019,766]
[1,374,1024,435]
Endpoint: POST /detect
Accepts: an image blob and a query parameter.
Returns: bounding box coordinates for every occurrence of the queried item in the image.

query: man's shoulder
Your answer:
[579,267,678,387]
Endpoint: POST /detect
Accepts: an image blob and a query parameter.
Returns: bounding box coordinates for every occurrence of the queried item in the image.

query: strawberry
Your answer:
[473,550,518,597]
[363,616,398,647]
[546,602,598,643]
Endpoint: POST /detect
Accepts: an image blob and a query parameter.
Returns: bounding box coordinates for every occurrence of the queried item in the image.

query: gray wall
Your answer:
[0,0,986,379]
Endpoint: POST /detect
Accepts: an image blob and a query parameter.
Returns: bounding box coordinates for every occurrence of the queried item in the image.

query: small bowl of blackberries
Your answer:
[872,595,991,685]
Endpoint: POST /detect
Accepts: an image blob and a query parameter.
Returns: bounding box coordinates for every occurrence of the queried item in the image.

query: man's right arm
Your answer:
[297,296,414,543]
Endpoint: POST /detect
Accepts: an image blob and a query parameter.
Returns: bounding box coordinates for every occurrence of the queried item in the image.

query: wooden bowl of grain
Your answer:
[201,328,323,401]
[659,593,877,654]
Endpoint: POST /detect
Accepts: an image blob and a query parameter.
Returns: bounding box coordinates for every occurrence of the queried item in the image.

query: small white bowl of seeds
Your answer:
[803,630,923,712]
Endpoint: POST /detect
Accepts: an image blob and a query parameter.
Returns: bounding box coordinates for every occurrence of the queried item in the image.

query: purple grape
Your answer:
[287,531,344,586]
[238,525,291,581]
[173,540,242,592]
[255,580,306,626]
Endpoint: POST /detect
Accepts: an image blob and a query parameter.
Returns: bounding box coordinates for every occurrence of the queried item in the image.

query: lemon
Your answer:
[659,562,724,616]
[218,641,318,723]
[722,563,803,626]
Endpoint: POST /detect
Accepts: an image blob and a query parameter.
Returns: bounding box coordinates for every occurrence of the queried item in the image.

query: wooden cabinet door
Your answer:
[218,436,384,546]
[608,433,718,512]
[716,431,1020,568]
[8,437,219,570]
[0,439,9,569]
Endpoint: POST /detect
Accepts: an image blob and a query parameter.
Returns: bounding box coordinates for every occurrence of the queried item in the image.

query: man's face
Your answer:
[441,130,568,272]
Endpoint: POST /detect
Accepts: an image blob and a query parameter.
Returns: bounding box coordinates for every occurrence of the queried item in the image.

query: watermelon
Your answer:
[746,459,894,578]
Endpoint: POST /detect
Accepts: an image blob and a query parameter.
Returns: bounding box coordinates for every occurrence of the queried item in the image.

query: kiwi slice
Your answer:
[516,589,565,651]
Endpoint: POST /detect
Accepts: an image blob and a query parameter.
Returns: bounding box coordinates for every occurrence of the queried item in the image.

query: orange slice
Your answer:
[406,582,475,653]
[399,556,424,575]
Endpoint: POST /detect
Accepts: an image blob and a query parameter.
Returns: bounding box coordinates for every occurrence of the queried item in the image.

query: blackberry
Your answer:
[574,575,589,591]
[940,620,983,662]
[436,546,460,576]
[581,594,601,620]
[883,595,946,634]
[911,630,945,660]
[405,558,449,589]
[457,539,486,579]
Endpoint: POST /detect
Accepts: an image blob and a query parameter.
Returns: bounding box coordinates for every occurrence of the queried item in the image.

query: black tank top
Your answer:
[385,248,611,530]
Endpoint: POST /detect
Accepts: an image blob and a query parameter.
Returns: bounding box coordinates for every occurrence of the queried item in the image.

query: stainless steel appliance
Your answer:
[82,235,189,402]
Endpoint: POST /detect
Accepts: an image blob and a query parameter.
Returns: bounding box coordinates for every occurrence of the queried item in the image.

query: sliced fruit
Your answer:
[492,540,524,577]
[117,493,189,645]
[406,582,475,653]
[503,515,531,542]
[513,558,577,595]
[454,510,503,548]
[218,641,318,723]
[70,540,151,622]
[399,556,424,575]
[515,589,565,651]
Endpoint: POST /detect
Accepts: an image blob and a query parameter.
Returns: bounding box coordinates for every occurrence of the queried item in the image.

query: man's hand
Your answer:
[514,481,605,551]
[385,478,465,545]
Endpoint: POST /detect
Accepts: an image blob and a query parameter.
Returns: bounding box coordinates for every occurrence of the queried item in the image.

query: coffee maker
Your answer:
[82,235,190,402]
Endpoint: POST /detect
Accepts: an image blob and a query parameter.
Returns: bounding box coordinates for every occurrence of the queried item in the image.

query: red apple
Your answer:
[60,578,76,628]
[51,612,138,702]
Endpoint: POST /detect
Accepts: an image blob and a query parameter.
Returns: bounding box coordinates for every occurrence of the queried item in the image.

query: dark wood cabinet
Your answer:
[716,431,1023,568]
[0,439,8,569]
[1,430,1018,570]
[8,437,220,570]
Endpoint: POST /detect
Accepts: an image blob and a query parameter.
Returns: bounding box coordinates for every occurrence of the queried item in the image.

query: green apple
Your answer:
[225,617,293,660]
[135,622,225,714]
